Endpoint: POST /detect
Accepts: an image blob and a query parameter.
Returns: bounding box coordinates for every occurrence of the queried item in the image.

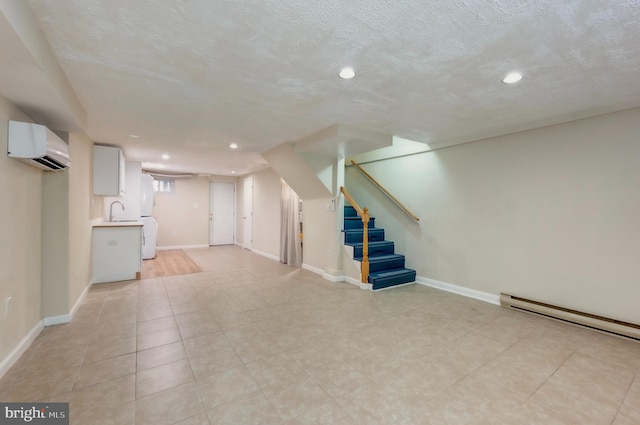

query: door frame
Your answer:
[209,181,236,246]
[243,176,253,250]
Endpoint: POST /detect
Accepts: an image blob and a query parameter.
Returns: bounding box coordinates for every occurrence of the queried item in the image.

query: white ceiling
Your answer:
[6,1,640,175]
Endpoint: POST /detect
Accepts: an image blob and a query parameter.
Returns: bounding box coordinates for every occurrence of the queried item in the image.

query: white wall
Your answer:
[103,161,142,221]
[345,108,640,324]
[69,133,101,309]
[154,176,210,247]
[236,168,281,259]
[0,96,43,367]
[301,198,342,276]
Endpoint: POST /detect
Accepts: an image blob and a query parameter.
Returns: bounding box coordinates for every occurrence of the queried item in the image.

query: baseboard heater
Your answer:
[500,293,640,341]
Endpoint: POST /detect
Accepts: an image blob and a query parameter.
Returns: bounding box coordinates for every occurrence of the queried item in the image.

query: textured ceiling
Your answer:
[20,0,640,175]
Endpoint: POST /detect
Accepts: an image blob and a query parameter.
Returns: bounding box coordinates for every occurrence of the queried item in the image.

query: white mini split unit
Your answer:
[7,120,71,171]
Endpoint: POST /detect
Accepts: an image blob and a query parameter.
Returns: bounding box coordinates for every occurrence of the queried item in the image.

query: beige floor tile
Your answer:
[136,327,182,351]
[425,331,512,375]
[136,358,195,398]
[136,316,178,335]
[83,335,136,364]
[3,365,80,402]
[307,360,375,398]
[196,365,259,410]
[613,406,640,425]
[75,353,136,389]
[336,381,416,425]
[496,400,577,425]
[68,375,135,425]
[183,332,230,357]
[245,352,307,388]
[3,246,640,425]
[178,319,222,340]
[92,320,137,341]
[284,401,357,425]
[71,400,135,425]
[206,391,281,425]
[137,305,174,322]
[174,412,211,425]
[172,301,206,315]
[528,364,623,425]
[135,382,205,425]
[408,375,525,425]
[261,375,332,422]
[137,341,187,371]
[188,346,243,378]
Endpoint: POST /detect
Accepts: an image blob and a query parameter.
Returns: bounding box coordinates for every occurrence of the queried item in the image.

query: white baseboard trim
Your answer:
[235,242,244,249]
[43,282,92,327]
[302,263,324,275]
[416,276,500,305]
[70,283,91,318]
[343,276,372,290]
[322,273,344,283]
[252,249,280,262]
[43,314,71,326]
[301,264,345,283]
[157,244,209,251]
[0,320,44,380]
[374,281,416,291]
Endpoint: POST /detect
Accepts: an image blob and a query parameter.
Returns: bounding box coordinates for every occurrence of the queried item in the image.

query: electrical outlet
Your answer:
[172,231,177,237]
[5,297,13,316]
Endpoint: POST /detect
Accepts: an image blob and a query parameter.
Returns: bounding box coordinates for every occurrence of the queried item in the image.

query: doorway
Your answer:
[209,181,235,245]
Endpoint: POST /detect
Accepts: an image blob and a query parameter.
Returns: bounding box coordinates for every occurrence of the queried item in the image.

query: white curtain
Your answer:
[280,180,302,267]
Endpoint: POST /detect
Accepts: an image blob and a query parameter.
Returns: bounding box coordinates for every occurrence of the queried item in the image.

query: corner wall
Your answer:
[346,108,640,324]
[0,96,43,368]
[68,133,100,309]
[236,168,281,259]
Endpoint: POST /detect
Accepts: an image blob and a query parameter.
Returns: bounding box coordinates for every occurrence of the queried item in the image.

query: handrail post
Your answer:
[361,207,370,284]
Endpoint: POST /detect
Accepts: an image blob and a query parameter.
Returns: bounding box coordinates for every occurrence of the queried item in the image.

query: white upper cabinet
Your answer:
[93,145,125,196]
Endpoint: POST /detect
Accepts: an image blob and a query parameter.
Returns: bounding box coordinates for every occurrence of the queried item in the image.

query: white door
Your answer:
[243,177,253,250]
[209,182,235,245]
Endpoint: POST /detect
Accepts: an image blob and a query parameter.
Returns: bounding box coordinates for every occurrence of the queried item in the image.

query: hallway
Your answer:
[1,246,638,424]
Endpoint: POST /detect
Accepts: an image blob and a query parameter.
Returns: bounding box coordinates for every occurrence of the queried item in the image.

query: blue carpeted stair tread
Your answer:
[348,241,395,258]
[369,268,417,290]
[343,228,385,243]
[343,203,416,290]
[356,254,406,272]
[344,216,376,230]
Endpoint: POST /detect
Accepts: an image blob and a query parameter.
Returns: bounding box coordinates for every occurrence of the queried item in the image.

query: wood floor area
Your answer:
[141,249,202,278]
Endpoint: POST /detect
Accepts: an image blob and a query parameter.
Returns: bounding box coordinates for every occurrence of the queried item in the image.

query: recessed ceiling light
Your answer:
[229,143,238,149]
[231,171,236,174]
[502,72,523,84]
[161,154,170,160]
[339,67,356,79]
[128,134,139,138]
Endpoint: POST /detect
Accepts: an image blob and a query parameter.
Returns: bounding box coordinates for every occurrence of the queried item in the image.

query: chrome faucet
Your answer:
[109,201,125,222]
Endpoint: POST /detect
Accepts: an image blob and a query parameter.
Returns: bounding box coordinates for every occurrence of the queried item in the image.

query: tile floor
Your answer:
[1,246,639,425]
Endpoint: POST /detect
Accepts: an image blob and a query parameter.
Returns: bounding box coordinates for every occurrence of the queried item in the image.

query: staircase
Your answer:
[343,205,416,290]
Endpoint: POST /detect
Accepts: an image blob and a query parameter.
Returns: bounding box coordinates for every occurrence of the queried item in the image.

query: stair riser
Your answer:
[344,229,385,243]
[368,257,405,272]
[344,206,358,218]
[370,271,416,290]
[353,243,394,257]
[344,217,376,230]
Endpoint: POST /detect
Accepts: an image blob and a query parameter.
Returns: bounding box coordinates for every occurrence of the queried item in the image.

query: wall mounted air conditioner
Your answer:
[7,120,71,171]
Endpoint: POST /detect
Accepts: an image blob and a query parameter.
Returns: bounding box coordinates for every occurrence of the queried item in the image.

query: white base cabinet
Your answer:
[92,224,142,283]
